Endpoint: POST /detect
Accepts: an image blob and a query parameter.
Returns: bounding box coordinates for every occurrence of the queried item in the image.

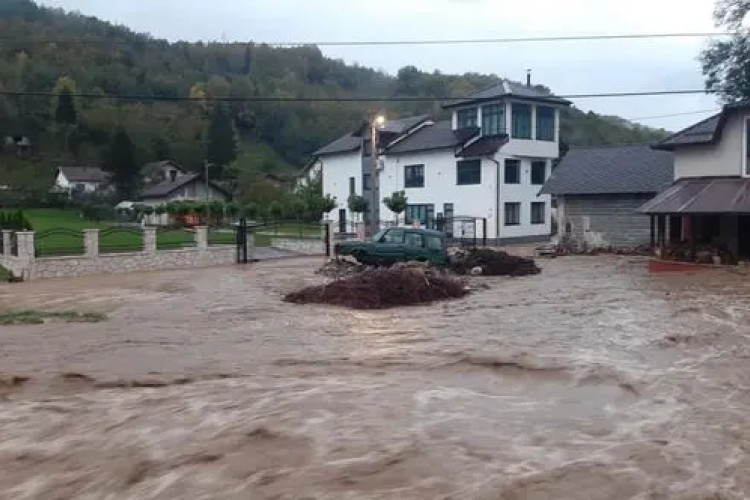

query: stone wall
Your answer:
[271,237,325,255]
[1,226,247,281]
[559,194,654,249]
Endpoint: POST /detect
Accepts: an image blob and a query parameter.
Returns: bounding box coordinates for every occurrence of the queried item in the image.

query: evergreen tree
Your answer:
[205,104,238,180]
[53,77,78,155]
[103,126,140,200]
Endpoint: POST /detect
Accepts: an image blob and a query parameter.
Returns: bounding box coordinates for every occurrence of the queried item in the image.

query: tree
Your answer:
[702,0,750,101]
[53,77,78,155]
[347,195,368,221]
[205,103,238,180]
[151,136,171,160]
[383,191,408,224]
[103,126,140,200]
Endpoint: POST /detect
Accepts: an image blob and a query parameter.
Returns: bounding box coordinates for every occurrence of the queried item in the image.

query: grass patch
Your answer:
[0,310,107,325]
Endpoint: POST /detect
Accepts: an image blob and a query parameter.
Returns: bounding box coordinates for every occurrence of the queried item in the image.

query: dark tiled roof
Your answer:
[443,80,571,109]
[638,177,750,214]
[58,166,110,183]
[313,115,431,157]
[540,144,673,196]
[457,135,509,157]
[385,121,479,154]
[312,133,361,157]
[140,173,231,199]
[653,113,722,150]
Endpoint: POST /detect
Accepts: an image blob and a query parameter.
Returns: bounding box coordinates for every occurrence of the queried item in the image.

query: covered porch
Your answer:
[639,177,750,264]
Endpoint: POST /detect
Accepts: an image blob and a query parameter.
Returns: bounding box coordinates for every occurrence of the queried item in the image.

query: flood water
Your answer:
[0,256,749,499]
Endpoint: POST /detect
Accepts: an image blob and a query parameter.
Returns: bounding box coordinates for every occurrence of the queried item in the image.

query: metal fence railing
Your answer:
[34,228,85,257]
[98,226,144,254]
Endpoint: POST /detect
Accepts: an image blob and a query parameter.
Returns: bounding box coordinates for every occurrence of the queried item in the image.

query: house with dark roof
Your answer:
[638,103,750,262]
[311,79,570,242]
[540,145,673,249]
[55,166,112,194]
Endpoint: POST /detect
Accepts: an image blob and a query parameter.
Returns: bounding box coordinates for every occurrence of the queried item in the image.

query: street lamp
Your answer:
[369,112,386,233]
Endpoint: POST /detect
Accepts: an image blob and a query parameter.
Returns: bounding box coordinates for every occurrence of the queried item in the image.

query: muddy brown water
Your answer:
[0,256,749,499]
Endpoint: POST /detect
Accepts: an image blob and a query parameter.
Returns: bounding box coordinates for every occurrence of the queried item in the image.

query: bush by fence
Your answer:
[0,210,33,231]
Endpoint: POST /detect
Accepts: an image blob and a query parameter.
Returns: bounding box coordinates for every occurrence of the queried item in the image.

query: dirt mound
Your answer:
[450,248,541,276]
[316,259,365,279]
[286,267,469,309]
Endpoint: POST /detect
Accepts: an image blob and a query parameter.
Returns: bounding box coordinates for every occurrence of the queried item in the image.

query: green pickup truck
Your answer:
[334,227,448,267]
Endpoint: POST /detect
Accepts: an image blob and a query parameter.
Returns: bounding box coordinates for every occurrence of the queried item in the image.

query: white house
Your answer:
[311,79,571,243]
[639,102,750,261]
[55,166,111,194]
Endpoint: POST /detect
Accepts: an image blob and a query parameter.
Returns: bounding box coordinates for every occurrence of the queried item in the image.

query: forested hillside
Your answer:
[0,0,668,197]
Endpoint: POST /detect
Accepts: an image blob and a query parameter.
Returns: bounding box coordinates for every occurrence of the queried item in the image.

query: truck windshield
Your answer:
[371,230,387,242]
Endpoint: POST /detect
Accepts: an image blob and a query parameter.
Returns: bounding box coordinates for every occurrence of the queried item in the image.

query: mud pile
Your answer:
[286,265,468,309]
[450,248,541,276]
[315,259,366,279]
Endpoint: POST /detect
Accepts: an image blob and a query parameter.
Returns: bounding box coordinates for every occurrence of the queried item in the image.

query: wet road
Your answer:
[0,256,749,499]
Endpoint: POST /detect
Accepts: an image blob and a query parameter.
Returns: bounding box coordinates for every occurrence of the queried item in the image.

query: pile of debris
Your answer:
[450,248,540,276]
[286,264,468,309]
[315,259,365,279]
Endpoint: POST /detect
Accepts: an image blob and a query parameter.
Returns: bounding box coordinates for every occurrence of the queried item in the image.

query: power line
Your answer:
[628,108,720,121]
[0,32,732,47]
[0,89,712,102]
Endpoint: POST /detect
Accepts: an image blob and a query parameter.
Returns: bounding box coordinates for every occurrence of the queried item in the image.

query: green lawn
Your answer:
[254,222,323,247]
[18,209,235,257]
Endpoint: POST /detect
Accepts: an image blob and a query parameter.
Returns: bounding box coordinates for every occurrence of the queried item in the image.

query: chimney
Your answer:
[526,69,532,87]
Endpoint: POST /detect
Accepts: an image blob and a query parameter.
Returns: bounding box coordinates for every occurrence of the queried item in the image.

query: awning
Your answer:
[638,177,750,214]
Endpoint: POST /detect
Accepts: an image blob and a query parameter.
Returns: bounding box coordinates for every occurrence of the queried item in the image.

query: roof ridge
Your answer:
[656,111,722,144]
[568,143,659,150]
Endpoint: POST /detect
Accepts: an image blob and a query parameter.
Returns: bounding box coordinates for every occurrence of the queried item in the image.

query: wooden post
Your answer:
[649,215,655,248]
[690,215,697,259]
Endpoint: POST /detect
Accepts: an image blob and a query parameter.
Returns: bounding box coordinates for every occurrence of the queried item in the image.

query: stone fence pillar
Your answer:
[143,227,157,255]
[1,229,11,264]
[194,226,208,250]
[14,231,35,280]
[83,229,99,258]
[326,221,335,259]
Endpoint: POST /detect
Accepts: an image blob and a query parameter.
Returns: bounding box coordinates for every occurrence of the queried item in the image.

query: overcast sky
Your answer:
[40,0,722,131]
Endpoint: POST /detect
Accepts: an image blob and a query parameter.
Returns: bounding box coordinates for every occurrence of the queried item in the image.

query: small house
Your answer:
[541,144,673,249]
[55,166,111,194]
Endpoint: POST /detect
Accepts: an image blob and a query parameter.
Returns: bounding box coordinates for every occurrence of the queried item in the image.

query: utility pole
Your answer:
[369,111,384,234]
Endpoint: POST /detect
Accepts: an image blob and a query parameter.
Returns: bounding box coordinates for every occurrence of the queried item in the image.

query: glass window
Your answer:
[512,104,532,139]
[746,118,750,175]
[536,106,555,141]
[504,159,520,184]
[405,232,424,248]
[382,229,404,243]
[349,177,355,195]
[531,202,545,224]
[531,161,546,185]
[363,173,371,191]
[481,104,505,136]
[405,204,435,227]
[505,202,521,226]
[457,108,478,129]
[426,235,443,250]
[404,164,425,188]
[457,159,481,185]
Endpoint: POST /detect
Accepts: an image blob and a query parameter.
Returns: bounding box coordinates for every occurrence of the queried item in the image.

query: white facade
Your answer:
[674,113,744,179]
[317,95,564,241]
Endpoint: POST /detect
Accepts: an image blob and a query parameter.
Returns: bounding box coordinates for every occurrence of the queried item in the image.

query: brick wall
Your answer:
[559,194,654,249]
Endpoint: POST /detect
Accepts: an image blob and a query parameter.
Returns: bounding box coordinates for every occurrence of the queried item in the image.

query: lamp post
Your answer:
[369,112,385,234]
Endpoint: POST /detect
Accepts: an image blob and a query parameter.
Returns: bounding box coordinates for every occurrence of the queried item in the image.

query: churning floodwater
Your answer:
[0,256,749,499]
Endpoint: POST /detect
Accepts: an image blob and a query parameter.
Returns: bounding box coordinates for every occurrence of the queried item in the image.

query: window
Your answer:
[382,229,405,244]
[457,108,478,129]
[481,104,505,136]
[746,118,750,176]
[512,104,532,139]
[363,173,371,191]
[504,202,521,226]
[457,159,481,185]
[426,235,443,250]
[536,106,555,141]
[349,177,355,196]
[404,164,425,188]
[531,161,547,185]
[504,159,520,184]
[405,204,435,227]
[531,202,545,224]
[405,232,424,248]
